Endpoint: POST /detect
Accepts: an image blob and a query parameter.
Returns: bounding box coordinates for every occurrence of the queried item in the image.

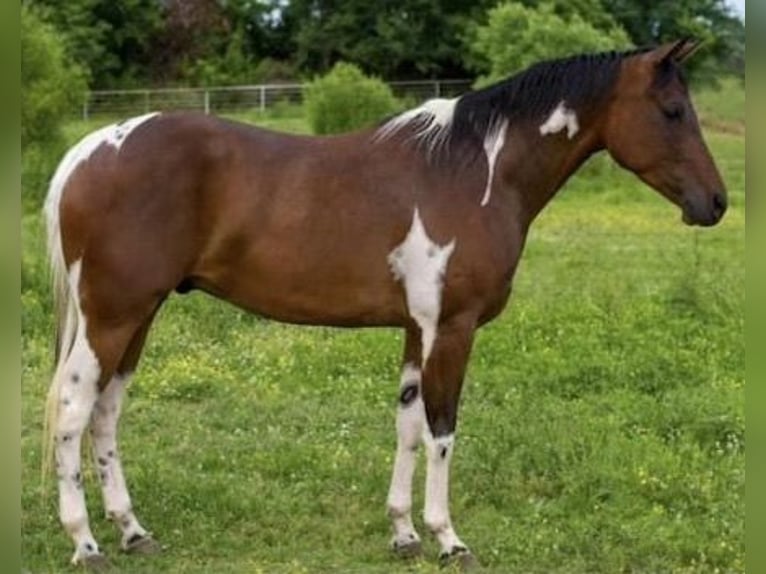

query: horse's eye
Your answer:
[662,105,684,122]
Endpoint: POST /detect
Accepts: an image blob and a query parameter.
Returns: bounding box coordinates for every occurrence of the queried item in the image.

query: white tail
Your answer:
[41,145,82,482]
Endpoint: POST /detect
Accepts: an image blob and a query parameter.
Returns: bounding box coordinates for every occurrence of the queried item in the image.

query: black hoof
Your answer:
[439,547,479,571]
[81,554,112,573]
[391,537,423,559]
[123,534,162,555]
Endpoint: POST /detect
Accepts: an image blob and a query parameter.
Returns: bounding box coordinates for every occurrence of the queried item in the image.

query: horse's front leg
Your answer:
[421,314,478,568]
[387,328,425,557]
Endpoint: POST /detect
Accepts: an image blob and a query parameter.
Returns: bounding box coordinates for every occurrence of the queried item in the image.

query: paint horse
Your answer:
[44,40,726,570]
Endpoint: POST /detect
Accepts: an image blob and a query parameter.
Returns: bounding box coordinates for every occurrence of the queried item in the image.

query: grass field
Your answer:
[21,82,744,573]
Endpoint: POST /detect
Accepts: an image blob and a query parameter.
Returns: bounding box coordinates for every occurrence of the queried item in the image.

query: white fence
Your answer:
[82,79,474,119]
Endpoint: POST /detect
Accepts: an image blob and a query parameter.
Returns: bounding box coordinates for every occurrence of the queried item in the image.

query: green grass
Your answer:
[21,83,744,573]
[693,76,746,130]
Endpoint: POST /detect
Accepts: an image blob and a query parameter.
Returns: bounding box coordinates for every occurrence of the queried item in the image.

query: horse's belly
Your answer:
[195,254,408,327]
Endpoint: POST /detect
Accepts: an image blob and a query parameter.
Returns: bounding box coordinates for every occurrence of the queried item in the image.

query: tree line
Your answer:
[26,0,744,90]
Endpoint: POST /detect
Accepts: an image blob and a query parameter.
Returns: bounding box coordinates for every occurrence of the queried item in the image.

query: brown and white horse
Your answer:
[44,40,726,569]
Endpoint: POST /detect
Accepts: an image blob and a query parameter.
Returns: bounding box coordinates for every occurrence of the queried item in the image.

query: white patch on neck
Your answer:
[388,209,456,366]
[480,118,508,206]
[375,98,458,155]
[539,101,579,139]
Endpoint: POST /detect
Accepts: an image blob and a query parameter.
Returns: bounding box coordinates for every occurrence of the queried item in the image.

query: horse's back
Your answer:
[47,112,413,325]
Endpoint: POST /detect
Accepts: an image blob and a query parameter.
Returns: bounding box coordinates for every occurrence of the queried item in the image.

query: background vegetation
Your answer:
[304,62,400,134]
[24,0,744,90]
[20,0,745,572]
[21,74,744,574]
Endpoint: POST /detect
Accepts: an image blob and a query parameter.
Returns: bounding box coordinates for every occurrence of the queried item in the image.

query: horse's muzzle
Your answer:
[682,190,727,227]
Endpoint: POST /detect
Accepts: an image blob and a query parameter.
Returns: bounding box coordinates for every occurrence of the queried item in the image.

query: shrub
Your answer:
[304,62,400,135]
[471,3,631,87]
[22,5,87,209]
[21,5,87,150]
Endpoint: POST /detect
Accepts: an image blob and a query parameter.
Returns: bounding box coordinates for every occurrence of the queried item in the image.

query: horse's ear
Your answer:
[654,38,702,66]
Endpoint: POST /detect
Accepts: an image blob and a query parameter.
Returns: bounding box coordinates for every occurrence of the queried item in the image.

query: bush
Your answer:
[22,5,87,209]
[304,62,400,135]
[471,2,631,86]
[21,5,87,150]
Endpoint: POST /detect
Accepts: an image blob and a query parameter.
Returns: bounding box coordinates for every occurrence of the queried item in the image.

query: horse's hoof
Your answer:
[439,547,479,571]
[123,534,162,555]
[81,554,112,573]
[391,537,423,559]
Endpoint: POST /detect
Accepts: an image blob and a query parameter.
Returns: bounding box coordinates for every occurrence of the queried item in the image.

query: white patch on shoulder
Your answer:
[388,209,456,366]
[480,118,508,206]
[539,101,579,139]
[375,98,458,154]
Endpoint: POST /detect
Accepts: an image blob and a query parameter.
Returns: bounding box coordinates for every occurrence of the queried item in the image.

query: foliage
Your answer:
[21,5,87,209]
[304,63,400,135]
[471,2,631,86]
[606,0,745,80]
[21,98,744,571]
[181,26,256,86]
[21,5,87,150]
[30,0,164,88]
[26,0,744,89]
[288,0,493,79]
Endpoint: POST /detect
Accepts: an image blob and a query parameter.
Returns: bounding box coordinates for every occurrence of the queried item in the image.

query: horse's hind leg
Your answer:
[387,328,425,557]
[52,326,103,566]
[52,309,145,566]
[90,311,162,555]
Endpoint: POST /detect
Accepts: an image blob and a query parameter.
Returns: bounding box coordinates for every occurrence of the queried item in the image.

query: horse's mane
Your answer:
[376,46,652,161]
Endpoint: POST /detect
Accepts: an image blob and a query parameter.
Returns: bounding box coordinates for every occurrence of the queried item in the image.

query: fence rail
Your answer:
[82,79,474,120]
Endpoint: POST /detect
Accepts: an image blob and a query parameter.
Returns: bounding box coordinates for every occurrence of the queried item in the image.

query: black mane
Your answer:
[449,47,652,146]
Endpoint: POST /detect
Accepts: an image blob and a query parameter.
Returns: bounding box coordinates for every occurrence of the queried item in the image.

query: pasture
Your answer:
[21,79,744,573]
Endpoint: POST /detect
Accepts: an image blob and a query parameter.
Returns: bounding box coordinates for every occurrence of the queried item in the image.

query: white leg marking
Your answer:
[387,362,424,548]
[54,261,104,564]
[480,118,509,206]
[423,430,465,555]
[388,209,456,366]
[91,373,149,548]
[539,100,579,139]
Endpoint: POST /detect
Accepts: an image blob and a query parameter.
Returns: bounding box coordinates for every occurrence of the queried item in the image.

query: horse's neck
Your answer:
[499,123,603,228]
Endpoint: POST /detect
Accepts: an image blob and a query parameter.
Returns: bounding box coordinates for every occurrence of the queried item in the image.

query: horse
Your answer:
[42,39,726,570]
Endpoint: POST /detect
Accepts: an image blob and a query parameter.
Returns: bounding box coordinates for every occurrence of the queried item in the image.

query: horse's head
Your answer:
[602,39,727,226]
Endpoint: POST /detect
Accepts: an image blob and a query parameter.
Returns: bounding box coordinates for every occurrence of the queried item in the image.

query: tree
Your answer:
[604,0,745,80]
[21,5,86,149]
[285,0,493,79]
[470,3,631,85]
[29,0,164,88]
[22,5,88,207]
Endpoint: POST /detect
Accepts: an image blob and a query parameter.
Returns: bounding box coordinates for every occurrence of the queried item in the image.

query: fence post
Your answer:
[435,81,441,98]
[204,90,210,114]
[82,97,89,121]
[144,90,150,113]
[259,85,266,113]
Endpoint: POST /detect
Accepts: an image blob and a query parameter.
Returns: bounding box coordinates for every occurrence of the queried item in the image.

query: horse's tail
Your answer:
[41,147,81,484]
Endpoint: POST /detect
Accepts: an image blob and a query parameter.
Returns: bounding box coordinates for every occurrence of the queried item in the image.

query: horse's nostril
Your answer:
[713,192,727,217]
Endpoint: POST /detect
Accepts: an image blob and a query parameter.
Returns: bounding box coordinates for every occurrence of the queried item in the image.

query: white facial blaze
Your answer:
[539,101,579,139]
[375,97,458,154]
[480,118,509,206]
[388,209,456,366]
